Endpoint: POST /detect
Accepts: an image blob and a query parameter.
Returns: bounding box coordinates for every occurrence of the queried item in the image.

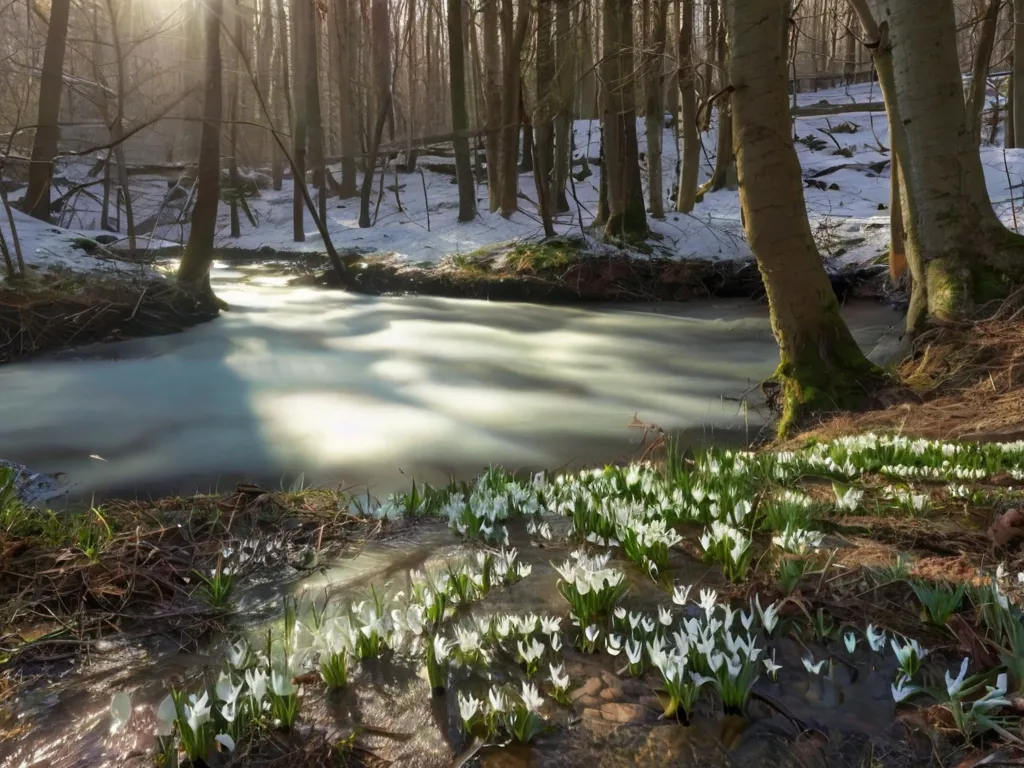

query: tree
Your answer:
[448,0,477,221]
[602,0,647,237]
[481,0,502,211]
[1015,0,1024,144]
[177,0,224,295]
[675,0,699,212]
[551,0,572,213]
[645,0,669,218]
[291,0,307,241]
[358,0,393,228]
[859,0,1024,329]
[728,0,879,433]
[332,0,359,197]
[965,0,1002,147]
[23,0,71,221]
[272,0,294,191]
[498,0,531,216]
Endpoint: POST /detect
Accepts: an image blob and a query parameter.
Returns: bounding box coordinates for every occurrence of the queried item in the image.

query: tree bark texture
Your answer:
[448,0,477,221]
[676,0,699,212]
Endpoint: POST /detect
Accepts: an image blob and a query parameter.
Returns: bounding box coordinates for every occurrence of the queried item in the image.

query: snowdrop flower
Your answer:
[640,615,656,634]
[614,606,627,621]
[227,638,252,670]
[763,653,782,681]
[605,634,623,656]
[585,624,601,644]
[843,632,857,654]
[802,657,826,675]
[891,676,918,704]
[891,637,927,668]
[187,691,211,733]
[865,624,886,653]
[432,634,452,662]
[625,639,643,666]
[520,681,545,712]
[270,669,297,697]
[517,638,545,665]
[658,606,673,627]
[945,657,969,698]
[706,651,724,673]
[672,584,692,606]
[549,662,570,691]
[740,610,754,633]
[550,633,563,653]
[698,589,717,619]
[488,686,507,713]
[973,673,1011,713]
[540,616,561,635]
[725,654,743,678]
[834,487,864,512]
[458,692,482,723]
[109,692,132,734]
[155,694,176,736]
[215,734,236,753]
[756,595,779,635]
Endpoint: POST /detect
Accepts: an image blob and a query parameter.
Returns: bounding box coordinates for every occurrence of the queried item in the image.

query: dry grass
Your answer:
[793,288,1024,444]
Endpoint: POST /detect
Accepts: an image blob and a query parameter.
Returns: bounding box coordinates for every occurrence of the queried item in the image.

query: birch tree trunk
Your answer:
[448,0,477,221]
[24,0,71,221]
[675,0,699,212]
[178,0,223,295]
[728,0,878,433]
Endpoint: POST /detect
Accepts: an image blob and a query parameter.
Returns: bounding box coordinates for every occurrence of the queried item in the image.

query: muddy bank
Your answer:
[0,274,221,364]
[306,251,890,305]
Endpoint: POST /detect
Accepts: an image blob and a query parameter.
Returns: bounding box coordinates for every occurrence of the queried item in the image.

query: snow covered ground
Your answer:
[4,80,1024,282]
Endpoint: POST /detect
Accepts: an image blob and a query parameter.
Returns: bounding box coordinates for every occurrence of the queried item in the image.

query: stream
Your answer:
[0,262,902,502]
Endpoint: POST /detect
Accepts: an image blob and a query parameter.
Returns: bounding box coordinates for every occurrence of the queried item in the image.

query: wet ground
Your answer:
[0,263,901,502]
[0,519,925,768]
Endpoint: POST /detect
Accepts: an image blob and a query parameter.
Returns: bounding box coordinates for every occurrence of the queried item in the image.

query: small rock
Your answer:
[600,702,646,724]
[599,687,617,701]
[581,707,604,721]
[599,671,623,692]
[573,694,603,709]
[570,677,604,701]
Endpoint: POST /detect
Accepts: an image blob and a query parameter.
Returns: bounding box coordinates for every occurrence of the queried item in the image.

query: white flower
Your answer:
[432,634,451,662]
[550,633,563,653]
[658,606,673,627]
[549,662,570,691]
[227,638,251,669]
[488,686,507,713]
[756,595,779,635]
[215,733,236,752]
[973,673,1011,713]
[865,624,886,653]
[698,589,717,618]
[672,584,692,606]
[605,634,623,656]
[458,691,482,723]
[216,672,243,704]
[270,668,297,697]
[585,625,601,644]
[740,610,754,633]
[763,656,782,678]
[945,657,969,698]
[109,692,132,734]
[891,676,918,703]
[155,694,176,736]
[891,637,927,668]
[625,639,642,666]
[186,691,211,733]
[520,681,545,712]
[843,632,857,654]
[517,638,545,665]
[540,616,561,635]
[802,657,826,675]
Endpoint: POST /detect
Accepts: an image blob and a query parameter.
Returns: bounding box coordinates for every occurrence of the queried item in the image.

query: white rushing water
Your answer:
[0,264,902,500]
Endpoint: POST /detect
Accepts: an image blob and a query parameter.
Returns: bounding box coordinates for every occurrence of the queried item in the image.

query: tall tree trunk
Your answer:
[258,0,274,167]
[646,0,668,218]
[578,0,598,119]
[1014,0,1024,144]
[273,0,294,191]
[966,0,1002,146]
[703,0,718,111]
[291,0,307,241]
[406,0,418,171]
[448,0,477,221]
[728,0,878,434]
[675,0,699,212]
[178,0,224,293]
[551,0,571,212]
[24,0,71,221]
[889,151,907,283]
[602,0,647,236]
[499,0,531,217]
[359,0,392,227]
[333,0,359,196]
[706,6,735,193]
[535,0,555,212]
[843,9,858,84]
[482,0,502,211]
[229,0,242,238]
[300,0,328,223]
[875,0,1023,323]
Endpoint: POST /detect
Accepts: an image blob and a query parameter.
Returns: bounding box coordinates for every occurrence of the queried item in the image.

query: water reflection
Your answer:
[0,264,901,500]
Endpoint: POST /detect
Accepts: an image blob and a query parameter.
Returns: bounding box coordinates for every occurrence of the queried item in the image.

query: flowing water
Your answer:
[0,263,901,502]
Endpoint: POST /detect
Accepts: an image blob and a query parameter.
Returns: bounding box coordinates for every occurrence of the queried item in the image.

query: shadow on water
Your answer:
[2,520,920,768]
[0,263,902,502]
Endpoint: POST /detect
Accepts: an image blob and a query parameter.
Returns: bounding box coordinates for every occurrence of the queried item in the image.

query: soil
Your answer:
[0,272,221,364]
[306,252,890,305]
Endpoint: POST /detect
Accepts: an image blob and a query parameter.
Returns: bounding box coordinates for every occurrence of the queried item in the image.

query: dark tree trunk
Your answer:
[448,0,477,221]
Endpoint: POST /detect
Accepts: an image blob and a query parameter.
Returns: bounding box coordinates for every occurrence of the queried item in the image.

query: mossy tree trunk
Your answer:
[177,0,223,296]
[602,0,647,238]
[872,0,1024,324]
[728,0,880,434]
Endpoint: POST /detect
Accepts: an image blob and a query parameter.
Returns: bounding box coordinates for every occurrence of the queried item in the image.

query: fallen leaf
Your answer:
[987,508,1024,548]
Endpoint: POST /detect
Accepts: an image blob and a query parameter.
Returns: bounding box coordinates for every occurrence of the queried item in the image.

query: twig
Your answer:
[419,168,431,232]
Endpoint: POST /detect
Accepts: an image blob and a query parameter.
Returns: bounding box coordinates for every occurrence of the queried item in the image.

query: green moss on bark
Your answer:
[604,201,648,240]
[773,303,885,436]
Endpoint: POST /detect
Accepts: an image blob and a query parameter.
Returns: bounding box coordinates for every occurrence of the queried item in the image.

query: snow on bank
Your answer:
[8,76,1024,280]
